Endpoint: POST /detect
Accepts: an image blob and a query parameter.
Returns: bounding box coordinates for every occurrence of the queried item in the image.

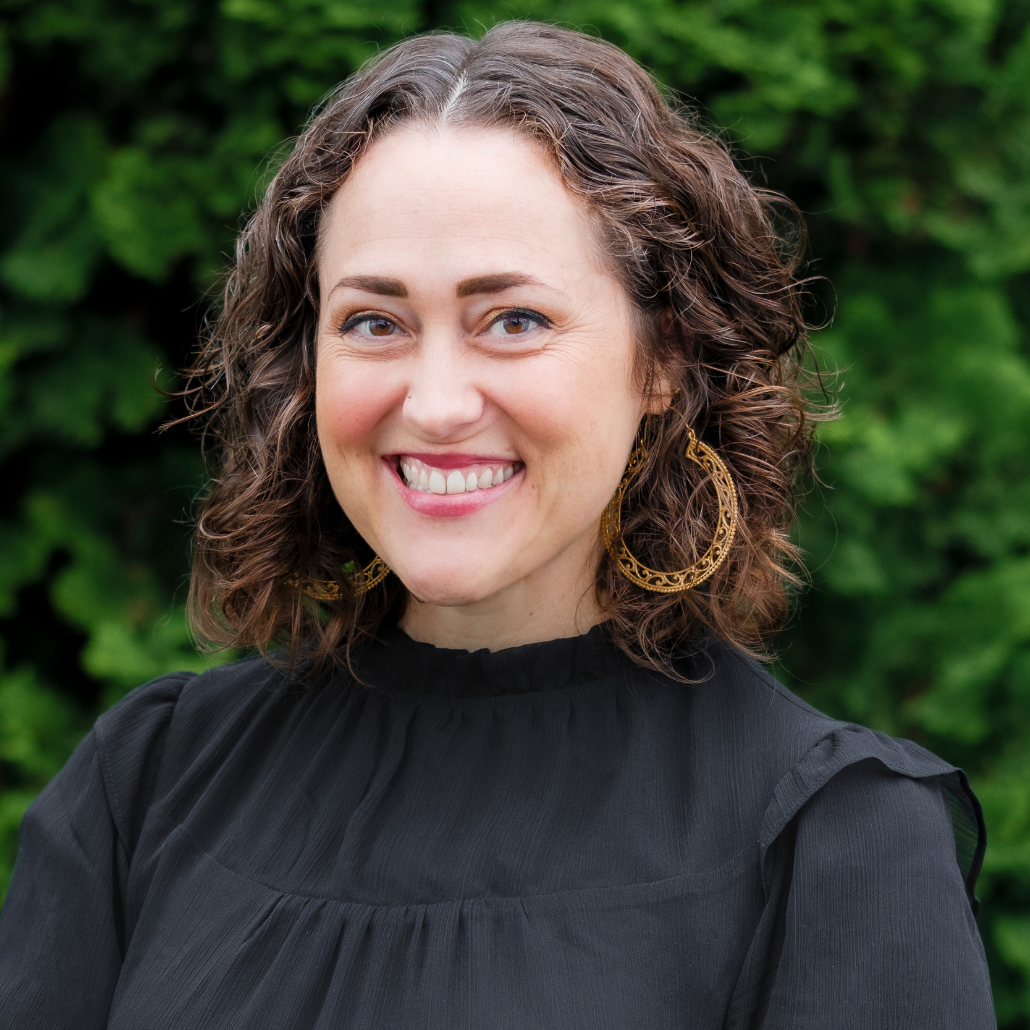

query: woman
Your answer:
[0,21,995,1029]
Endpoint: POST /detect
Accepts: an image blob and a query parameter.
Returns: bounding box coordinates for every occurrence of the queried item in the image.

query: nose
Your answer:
[401,335,485,441]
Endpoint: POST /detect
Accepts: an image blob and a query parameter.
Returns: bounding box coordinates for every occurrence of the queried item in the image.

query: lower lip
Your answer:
[385,459,521,517]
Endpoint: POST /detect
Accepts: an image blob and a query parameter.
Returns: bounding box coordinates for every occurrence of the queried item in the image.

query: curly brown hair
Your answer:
[181,20,820,672]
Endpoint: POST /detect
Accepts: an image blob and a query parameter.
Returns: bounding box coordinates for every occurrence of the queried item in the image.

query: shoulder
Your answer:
[690,644,984,908]
[92,655,290,851]
[694,642,961,788]
[95,653,283,757]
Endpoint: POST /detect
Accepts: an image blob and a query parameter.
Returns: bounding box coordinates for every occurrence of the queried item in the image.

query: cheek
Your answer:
[315,356,404,464]
[497,346,642,497]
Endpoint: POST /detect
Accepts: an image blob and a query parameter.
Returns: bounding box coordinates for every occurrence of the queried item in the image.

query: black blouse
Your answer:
[0,626,996,1028]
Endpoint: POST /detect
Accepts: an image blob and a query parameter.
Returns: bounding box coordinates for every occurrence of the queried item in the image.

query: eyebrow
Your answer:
[455,273,545,298]
[330,275,408,298]
[329,271,547,300]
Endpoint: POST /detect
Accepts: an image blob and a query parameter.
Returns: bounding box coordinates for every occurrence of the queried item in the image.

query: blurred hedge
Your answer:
[1,0,1028,1022]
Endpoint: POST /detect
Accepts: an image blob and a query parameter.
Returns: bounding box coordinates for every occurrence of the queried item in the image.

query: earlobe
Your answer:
[641,310,681,415]
[650,384,678,414]
[643,370,680,416]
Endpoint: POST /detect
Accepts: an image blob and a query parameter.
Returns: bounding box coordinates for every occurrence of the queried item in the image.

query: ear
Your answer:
[643,369,677,415]
[641,309,679,415]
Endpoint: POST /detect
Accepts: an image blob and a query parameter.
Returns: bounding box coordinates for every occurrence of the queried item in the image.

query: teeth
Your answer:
[398,458,518,494]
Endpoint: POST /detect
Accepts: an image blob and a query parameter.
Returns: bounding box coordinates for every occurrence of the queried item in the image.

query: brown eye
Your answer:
[365,317,397,337]
[502,316,531,334]
[487,310,548,338]
[342,314,401,338]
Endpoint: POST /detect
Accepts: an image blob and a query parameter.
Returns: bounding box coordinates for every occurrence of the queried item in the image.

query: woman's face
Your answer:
[316,125,655,642]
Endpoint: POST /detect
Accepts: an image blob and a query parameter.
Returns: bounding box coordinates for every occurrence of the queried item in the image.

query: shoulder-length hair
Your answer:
[182,20,820,672]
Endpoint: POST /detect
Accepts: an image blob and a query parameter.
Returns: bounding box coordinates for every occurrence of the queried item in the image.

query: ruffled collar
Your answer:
[355,622,628,698]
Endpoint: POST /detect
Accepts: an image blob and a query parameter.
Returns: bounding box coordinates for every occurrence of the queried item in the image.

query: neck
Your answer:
[398,538,606,652]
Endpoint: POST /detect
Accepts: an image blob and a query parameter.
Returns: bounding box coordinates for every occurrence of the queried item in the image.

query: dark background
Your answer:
[1,0,1028,1021]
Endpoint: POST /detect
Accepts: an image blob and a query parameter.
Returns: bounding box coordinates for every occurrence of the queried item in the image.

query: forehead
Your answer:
[318,124,606,284]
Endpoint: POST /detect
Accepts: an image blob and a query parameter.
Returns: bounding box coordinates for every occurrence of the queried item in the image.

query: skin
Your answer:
[315,124,666,652]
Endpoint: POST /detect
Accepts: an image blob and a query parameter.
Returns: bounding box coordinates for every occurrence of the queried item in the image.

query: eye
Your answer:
[486,309,549,338]
[340,314,403,338]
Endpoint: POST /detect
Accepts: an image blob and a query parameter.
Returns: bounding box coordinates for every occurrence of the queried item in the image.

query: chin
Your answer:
[393,567,500,608]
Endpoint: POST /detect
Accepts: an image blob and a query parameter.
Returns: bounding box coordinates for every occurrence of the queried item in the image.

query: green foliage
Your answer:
[0,0,1027,1020]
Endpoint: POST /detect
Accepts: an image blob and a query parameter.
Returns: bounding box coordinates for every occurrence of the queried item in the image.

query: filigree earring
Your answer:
[601,422,739,593]
[286,555,391,600]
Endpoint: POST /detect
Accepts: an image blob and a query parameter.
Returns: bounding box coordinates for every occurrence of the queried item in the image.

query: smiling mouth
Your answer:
[397,456,520,494]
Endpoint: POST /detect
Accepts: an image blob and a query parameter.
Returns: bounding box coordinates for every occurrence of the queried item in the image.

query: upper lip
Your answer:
[388,452,519,470]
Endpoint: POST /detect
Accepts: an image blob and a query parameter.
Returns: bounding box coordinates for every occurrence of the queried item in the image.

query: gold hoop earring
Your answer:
[601,425,739,594]
[286,555,390,600]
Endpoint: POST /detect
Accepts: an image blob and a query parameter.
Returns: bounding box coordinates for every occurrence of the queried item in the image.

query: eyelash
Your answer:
[490,308,551,333]
[338,312,398,335]
[337,308,552,337]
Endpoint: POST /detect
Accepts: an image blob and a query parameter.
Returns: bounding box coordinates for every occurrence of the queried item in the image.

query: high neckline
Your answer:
[354,622,628,698]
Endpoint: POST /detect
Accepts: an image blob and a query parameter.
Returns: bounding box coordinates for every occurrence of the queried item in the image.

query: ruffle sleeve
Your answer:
[729,723,996,1029]
[0,672,192,1030]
